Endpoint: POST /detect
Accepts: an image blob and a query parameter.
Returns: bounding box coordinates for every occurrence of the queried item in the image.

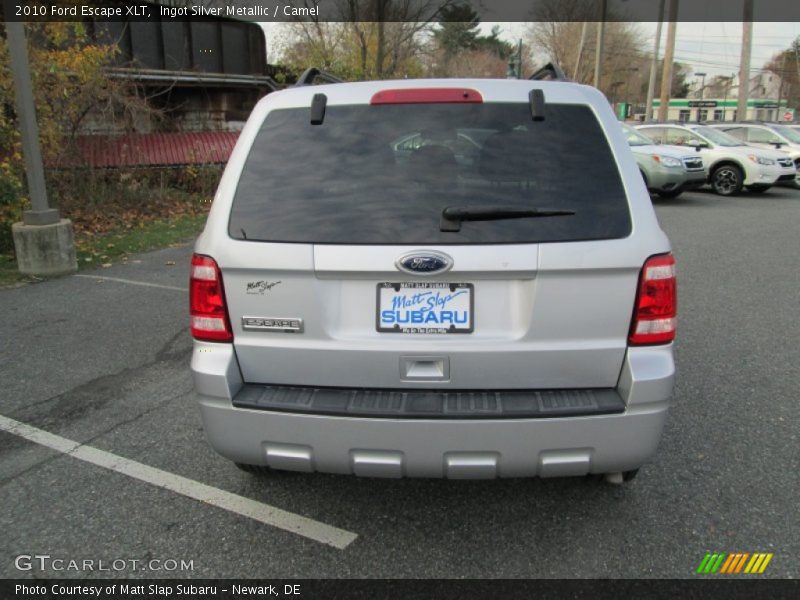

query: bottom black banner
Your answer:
[2,579,798,600]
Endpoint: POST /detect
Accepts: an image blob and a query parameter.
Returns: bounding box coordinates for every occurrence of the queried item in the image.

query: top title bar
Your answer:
[3,0,800,23]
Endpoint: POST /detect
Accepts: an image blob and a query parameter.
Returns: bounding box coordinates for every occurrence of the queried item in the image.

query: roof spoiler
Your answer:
[295,67,343,87]
[529,62,569,82]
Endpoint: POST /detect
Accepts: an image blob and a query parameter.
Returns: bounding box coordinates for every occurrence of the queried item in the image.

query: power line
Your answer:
[598,46,789,69]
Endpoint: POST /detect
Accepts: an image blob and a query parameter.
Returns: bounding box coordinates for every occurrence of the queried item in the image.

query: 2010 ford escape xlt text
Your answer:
[190,73,677,483]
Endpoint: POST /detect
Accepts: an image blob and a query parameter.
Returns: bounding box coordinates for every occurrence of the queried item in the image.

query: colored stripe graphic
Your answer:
[710,553,726,573]
[697,552,773,574]
[696,554,713,574]
[734,553,750,573]
[696,553,712,573]
[758,554,773,573]
[719,553,737,574]
[745,554,761,573]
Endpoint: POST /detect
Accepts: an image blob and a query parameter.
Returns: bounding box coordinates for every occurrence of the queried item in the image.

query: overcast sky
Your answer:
[485,22,799,81]
[263,21,799,85]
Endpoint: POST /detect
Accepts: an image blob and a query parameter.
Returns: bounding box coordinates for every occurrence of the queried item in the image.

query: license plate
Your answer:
[376,282,474,334]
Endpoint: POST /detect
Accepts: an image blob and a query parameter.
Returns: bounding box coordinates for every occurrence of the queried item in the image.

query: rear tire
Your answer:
[622,469,639,482]
[235,462,271,475]
[746,185,771,193]
[595,469,640,484]
[711,164,744,196]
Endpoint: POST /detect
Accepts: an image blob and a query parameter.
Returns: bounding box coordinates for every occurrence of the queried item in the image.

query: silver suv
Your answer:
[190,76,676,483]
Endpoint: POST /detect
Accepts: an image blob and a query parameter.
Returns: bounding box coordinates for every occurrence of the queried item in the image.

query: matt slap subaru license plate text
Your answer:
[376,282,474,334]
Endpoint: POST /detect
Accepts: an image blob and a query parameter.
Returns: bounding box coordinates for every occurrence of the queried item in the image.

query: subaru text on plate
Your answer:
[189,71,677,483]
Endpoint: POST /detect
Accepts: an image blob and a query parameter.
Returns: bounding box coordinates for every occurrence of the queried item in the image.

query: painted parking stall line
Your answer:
[0,414,358,550]
[75,274,187,292]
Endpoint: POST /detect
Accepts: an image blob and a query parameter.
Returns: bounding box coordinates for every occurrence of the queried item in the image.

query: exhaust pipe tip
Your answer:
[604,472,624,485]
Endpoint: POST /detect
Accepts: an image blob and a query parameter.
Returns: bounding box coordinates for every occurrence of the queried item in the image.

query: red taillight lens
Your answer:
[629,253,677,346]
[190,254,232,342]
[370,88,483,105]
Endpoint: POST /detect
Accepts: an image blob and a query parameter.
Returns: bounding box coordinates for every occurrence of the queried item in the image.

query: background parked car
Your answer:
[621,123,705,199]
[635,123,789,196]
[709,122,800,189]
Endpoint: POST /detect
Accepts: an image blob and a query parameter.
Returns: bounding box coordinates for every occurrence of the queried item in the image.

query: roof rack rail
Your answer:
[639,120,698,126]
[295,67,343,87]
[529,62,569,82]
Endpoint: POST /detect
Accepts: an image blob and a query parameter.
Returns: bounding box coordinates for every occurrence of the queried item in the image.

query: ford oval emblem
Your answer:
[395,251,453,276]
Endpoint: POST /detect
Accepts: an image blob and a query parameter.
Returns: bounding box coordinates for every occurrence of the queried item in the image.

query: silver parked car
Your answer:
[621,123,705,198]
[190,76,676,483]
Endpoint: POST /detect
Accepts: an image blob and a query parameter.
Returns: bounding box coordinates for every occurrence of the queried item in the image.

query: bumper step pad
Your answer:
[233,385,625,419]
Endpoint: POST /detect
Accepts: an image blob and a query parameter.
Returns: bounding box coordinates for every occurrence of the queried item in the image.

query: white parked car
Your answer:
[709,122,800,188]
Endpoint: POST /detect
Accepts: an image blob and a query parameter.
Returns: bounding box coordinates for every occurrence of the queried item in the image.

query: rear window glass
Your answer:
[229,102,631,244]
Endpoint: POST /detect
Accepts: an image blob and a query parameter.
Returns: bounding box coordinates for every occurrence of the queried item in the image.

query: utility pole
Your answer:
[777,54,787,118]
[645,0,666,121]
[737,0,754,122]
[574,21,588,81]
[593,0,607,89]
[694,72,707,98]
[722,74,734,121]
[6,20,56,226]
[507,39,523,79]
[658,0,679,122]
[4,11,77,275]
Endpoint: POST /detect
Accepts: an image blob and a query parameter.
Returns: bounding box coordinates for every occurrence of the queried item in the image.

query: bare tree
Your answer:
[526,0,648,98]
[277,0,456,79]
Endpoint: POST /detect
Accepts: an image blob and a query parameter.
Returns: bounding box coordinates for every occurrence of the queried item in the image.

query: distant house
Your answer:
[651,70,789,122]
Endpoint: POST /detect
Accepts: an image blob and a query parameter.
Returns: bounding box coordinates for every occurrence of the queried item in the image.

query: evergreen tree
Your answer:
[433,3,481,56]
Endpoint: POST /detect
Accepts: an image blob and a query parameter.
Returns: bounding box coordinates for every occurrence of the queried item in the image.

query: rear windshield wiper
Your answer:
[440,205,576,232]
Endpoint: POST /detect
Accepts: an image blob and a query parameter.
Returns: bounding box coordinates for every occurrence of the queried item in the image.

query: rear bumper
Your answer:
[192,343,674,478]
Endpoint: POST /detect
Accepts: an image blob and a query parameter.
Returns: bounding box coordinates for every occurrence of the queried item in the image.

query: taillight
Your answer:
[629,253,677,346]
[190,254,232,342]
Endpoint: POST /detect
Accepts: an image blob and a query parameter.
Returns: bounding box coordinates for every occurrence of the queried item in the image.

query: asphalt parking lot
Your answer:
[1,185,798,579]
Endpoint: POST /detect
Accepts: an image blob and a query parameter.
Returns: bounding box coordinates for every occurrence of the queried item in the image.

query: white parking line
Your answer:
[75,274,187,292]
[0,415,358,550]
